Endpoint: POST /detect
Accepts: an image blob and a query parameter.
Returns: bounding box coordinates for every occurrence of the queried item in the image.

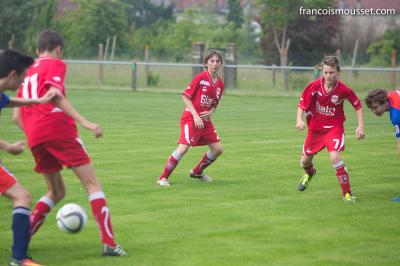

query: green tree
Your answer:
[61,0,129,58]
[367,29,400,67]
[122,0,174,30]
[227,0,244,29]
[0,0,39,49]
[24,0,59,54]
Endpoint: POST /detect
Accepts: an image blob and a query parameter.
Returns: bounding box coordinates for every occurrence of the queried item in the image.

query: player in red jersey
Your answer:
[365,89,400,201]
[0,49,55,266]
[296,56,365,202]
[157,50,224,186]
[12,30,126,256]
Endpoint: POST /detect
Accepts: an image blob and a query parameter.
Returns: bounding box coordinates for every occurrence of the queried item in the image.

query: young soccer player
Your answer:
[157,50,224,186]
[365,88,400,201]
[0,49,55,266]
[296,55,365,202]
[12,30,127,256]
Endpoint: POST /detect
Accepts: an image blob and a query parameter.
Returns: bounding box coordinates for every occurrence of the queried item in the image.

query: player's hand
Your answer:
[193,114,204,129]
[82,120,103,138]
[199,111,212,121]
[356,126,365,140]
[7,141,25,155]
[296,120,306,130]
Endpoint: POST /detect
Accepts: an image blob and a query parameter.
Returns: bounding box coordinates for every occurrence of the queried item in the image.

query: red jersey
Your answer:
[181,71,224,123]
[17,57,77,148]
[298,78,362,130]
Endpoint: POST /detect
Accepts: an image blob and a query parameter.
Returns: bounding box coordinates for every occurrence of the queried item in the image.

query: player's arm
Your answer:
[0,139,24,155]
[6,90,57,107]
[182,94,204,129]
[296,107,306,130]
[199,107,216,121]
[12,107,23,131]
[49,87,103,138]
[355,108,365,140]
[397,139,400,155]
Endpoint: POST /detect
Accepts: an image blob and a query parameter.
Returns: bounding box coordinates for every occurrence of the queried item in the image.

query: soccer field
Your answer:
[0,89,399,265]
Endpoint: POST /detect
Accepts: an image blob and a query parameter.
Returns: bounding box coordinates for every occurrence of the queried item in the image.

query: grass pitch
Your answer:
[0,89,399,265]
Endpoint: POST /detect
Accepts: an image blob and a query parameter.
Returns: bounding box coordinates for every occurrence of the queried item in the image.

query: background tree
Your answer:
[24,0,59,54]
[61,0,129,58]
[0,0,39,49]
[367,29,400,67]
[227,0,244,29]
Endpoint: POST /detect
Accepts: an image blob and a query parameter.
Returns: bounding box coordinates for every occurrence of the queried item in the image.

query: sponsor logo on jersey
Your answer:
[316,101,335,116]
[200,94,213,107]
[200,80,210,86]
[202,86,207,92]
[331,95,344,105]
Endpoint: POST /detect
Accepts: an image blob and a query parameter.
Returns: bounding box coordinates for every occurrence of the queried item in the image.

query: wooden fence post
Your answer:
[145,45,150,86]
[224,43,237,88]
[98,43,104,84]
[391,49,397,88]
[192,42,204,78]
[131,60,137,92]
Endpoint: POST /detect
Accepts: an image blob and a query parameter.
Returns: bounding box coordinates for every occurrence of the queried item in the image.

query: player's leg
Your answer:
[298,130,323,191]
[72,163,127,256]
[326,129,355,201]
[30,172,65,236]
[157,144,190,186]
[298,154,316,191]
[3,183,32,263]
[190,141,223,182]
[329,151,354,202]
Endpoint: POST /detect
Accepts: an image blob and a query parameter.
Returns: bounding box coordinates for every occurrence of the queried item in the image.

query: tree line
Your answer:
[0,0,398,66]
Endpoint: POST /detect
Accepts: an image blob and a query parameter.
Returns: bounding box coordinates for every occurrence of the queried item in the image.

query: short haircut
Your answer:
[37,29,64,53]
[365,89,388,108]
[203,50,223,65]
[0,49,34,78]
[321,56,340,71]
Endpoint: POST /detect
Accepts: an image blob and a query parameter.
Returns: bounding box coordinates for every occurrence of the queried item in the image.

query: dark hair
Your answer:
[365,89,388,108]
[0,49,34,78]
[321,55,340,71]
[37,29,64,53]
[203,50,223,65]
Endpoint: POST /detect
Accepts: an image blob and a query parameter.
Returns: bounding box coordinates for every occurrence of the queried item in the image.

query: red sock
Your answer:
[333,161,351,196]
[192,152,216,175]
[159,155,179,180]
[302,163,315,177]
[30,196,54,236]
[89,191,117,247]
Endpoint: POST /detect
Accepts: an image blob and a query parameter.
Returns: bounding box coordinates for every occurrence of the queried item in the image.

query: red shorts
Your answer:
[0,164,17,196]
[178,120,220,146]
[303,127,345,156]
[31,138,91,174]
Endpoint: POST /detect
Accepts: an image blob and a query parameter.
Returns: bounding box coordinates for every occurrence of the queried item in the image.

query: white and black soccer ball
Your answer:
[56,203,88,234]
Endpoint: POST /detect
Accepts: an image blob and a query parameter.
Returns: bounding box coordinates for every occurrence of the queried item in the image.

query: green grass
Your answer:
[0,89,399,265]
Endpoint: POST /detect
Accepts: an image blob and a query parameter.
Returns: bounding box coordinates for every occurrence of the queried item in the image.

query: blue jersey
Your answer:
[388,90,400,139]
[0,93,10,110]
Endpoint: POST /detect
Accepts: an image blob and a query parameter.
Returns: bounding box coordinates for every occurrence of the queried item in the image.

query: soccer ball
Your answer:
[56,203,88,234]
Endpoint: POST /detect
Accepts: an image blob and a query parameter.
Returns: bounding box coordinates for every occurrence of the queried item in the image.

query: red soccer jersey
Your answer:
[298,78,362,130]
[17,57,77,148]
[181,71,224,122]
